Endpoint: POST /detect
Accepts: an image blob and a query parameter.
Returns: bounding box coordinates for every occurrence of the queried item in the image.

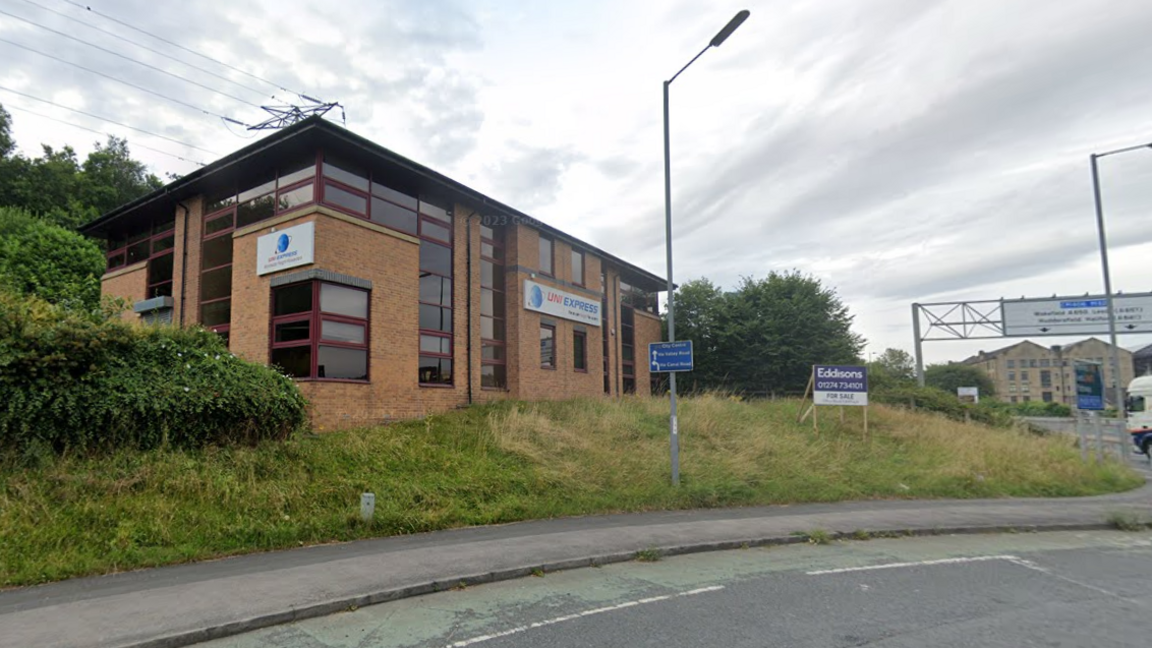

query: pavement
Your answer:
[2,466,1151,648]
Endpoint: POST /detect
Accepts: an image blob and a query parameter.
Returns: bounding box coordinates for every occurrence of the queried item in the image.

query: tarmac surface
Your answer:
[2,458,1150,648]
[200,529,1152,648]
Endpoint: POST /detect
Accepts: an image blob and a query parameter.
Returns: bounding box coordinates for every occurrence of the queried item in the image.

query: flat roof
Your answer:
[80,117,666,291]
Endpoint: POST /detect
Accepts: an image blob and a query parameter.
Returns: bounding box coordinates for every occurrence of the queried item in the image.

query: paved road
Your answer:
[3,480,1150,648]
[203,530,1152,648]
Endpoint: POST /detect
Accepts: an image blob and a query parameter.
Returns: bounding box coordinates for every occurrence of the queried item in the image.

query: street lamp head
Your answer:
[710,10,750,47]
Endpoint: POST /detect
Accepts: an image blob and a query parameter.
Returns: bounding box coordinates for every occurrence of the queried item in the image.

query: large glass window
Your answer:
[105,215,176,298]
[620,280,658,315]
[419,201,453,385]
[270,281,369,381]
[198,154,321,346]
[481,224,507,389]
[539,235,553,276]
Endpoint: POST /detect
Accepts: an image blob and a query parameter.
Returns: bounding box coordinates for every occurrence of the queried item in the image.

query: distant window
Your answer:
[1040,359,1050,367]
[1011,396,1018,404]
[1042,392,1053,402]
[1020,370,1029,381]
[1008,371,1015,381]
[539,236,554,276]
[1007,360,1015,368]
[1029,359,1038,368]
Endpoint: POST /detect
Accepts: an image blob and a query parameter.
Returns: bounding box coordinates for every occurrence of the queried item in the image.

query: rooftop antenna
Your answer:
[247,96,346,130]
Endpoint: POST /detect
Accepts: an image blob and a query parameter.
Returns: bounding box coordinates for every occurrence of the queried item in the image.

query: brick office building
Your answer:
[82,118,664,429]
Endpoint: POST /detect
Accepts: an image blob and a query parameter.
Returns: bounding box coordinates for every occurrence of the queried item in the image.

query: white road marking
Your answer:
[445,586,725,647]
[806,555,1022,575]
[807,554,1122,598]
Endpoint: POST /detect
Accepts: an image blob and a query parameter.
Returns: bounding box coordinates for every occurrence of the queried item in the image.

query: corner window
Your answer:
[540,323,556,369]
[574,330,587,372]
[270,281,369,381]
[105,215,175,298]
[539,236,553,276]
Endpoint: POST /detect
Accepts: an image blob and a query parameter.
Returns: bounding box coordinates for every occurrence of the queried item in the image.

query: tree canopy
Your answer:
[0,103,161,230]
[924,362,997,398]
[666,272,865,395]
[0,207,105,309]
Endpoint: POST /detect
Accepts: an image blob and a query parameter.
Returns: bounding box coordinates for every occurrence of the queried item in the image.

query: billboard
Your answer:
[1074,362,1104,411]
[523,280,602,326]
[1002,293,1152,336]
[813,365,868,406]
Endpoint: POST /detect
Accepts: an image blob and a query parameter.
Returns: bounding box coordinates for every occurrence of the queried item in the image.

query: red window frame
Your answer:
[199,152,322,345]
[574,330,587,372]
[539,235,554,276]
[621,305,635,393]
[541,323,556,369]
[319,156,421,236]
[269,281,370,382]
[418,205,454,386]
[480,224,507,390]
[105,218,176,298]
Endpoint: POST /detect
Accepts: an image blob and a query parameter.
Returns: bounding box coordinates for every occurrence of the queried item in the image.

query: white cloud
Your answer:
[4,0,1152,364]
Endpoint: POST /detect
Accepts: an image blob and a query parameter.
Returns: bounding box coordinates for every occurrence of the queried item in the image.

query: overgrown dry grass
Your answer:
[0,395,1139,587]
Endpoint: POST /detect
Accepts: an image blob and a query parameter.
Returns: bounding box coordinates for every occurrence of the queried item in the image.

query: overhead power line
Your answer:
[17,0,278,102]
[5,104,207,166]
[0,85,219,155]
[0,37,253,128]
[0,9,262,109]
[57,0,320,102]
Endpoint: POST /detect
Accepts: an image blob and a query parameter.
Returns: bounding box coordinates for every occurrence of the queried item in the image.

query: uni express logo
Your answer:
[276,233,291,254]
[529,285,544,308]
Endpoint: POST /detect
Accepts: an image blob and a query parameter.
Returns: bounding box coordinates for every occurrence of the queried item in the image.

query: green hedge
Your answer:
[872,385,1014,428]
[0,290,308,453]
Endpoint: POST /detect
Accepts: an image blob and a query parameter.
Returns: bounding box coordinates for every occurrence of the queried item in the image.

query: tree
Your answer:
[666,278,726,392]
[0,104,13,158]
[78,136,163,217]
[924,363,996,398]
[0,104,162,229]
[867,347,917,391]
[0,207,105,308]
[713,271,865,394]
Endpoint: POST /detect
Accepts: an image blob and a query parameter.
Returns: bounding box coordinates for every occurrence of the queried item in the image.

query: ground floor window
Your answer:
[574,330,587,372]
[270,281,369,381]
[541,323,556,369]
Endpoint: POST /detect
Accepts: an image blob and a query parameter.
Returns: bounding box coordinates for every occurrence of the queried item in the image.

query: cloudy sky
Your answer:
[4,0,1152,364]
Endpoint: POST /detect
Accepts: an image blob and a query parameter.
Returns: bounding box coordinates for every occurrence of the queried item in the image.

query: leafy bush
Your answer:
[0,290,308,453]
[0,206,105,308]
[987,400,1072,418]
[872,385,1013,427]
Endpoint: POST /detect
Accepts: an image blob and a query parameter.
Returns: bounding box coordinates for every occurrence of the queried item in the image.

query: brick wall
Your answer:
[634,310,662,395]
[101,262,148,322]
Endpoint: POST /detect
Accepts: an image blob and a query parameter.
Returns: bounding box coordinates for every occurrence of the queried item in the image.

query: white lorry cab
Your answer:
[1125,375,1152,456]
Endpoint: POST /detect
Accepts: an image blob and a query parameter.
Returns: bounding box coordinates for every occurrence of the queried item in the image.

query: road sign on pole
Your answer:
[649,341,693,373]
[1074,361,1105,411]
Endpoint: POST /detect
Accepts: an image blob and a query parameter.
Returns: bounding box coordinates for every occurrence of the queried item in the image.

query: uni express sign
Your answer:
[523,279,601,326]
[256,221,315,276]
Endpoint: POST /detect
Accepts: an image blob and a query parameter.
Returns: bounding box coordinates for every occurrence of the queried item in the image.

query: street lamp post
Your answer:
[664,10,750,485]
[1089,140,1152,457]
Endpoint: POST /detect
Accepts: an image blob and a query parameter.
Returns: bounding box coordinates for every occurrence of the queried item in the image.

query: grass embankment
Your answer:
[0,395,1140,587]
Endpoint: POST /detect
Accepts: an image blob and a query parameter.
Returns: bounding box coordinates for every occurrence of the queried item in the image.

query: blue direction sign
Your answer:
[1074,362,1104,411]
[649,341,693,373]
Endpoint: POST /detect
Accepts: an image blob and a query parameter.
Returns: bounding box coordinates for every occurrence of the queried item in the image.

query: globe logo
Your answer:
[529,285,544,308]
[276,233,291,254]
